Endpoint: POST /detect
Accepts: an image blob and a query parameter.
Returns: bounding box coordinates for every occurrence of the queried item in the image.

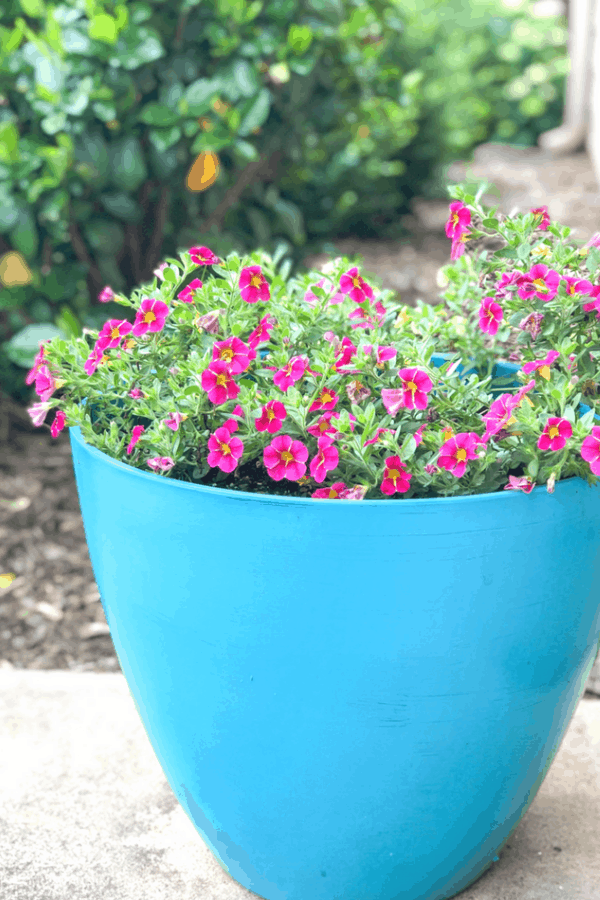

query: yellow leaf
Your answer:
[186,151,220,192]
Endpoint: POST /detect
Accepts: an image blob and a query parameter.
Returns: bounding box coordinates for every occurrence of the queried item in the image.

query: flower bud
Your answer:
[546,472,556,494]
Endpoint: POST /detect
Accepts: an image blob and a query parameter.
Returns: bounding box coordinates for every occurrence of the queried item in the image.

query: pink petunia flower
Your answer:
[581,426,600,475]
[50,409,66,438]
[126,425,145,455]
[27,401,52,427]
[132,298,169,336]
[147,456,175,473]
[530,206,550,230]
[363,343,397,368]
[346,379,371,404]
[195,308,227,333]
[582,285,600,319]
[481,380,536,440]
[522,349,560,380]
[189,246,221,266]
[380,455,412,495]
[25,341,50,385]
[363,427,394,447]
[212,336,253,374]
[308,386,339,413]
[437,432,483,478]
[338,484,368,500]
[309,435,339,483]
[84,346,105,376]
[165,412,187,432]
[561,275,594,298]
[339,267,374,305]
[381,367,433,415]
[272,356,311,392]
[478,296,504,336]
[504,475,535,493]
[177,278,203,303]
[248,314,277,348]
[239,265,270,303]
[304,277,345,308]
[34,365,57,402]
[312,481,349,499]
[153,262,168,281]
[97,318,132,350]
[255,400,287,434]
[518,311,544,341]
[129,387,145,399]
[495,270,522,296]
[201,360,240,405]
[263,434,308,481]
[333,336,360,373]
[450,231,470,261]
[307,410,354,439]
[207,425,244,473]
[445,201,471,240]
[98,286,114,303]
[537,417,572,451]
[517,264,561,302]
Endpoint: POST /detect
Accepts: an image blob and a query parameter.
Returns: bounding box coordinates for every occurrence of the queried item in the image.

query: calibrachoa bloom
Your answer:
[195,308,226,333]
[127,425,145,454]
[309,435,339,483]
[517,264,560,302]
[561,275,594,297]
[518,311,544,341]
[445,201,471,240]
[363,427,394,447]
[132,298,169,336]
[581,426,600,474]
[212,336,253,374]
[309,386,339,413]
[177,278,203,303]
[248,314,277,347]
[380,455,411,495]
[450,231,470,261]
[339,267,374,304]
[189,246,221,266]
[263,434,308,481]
[537,417,572,451]
[27,401,51,427]
[201,360,240,405]
[207,426,244,473]
[34,365,57,402]
[478,296,503,336]
[165,412,187,431]
[312,481,348,499]
[530,206,550,230]
[97,319,132,349]
[437,432,483,478]
[271,356,312,392]
[98,286,114,303]
[239,265,270,303]
[147,457,175,473]
[522,349,560,379]
[50,410,66,438]
[26,341,50,385]
[129,387,144,399]
[504,475,535,493]
[255,400,287,434]
[307,411,356,439]
[381,368,433,414]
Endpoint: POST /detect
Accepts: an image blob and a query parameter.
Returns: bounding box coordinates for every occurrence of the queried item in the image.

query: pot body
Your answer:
[70,424,600,900]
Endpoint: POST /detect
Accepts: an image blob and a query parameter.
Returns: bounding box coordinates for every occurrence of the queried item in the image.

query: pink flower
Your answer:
[518,311,544,341]
[339,267,374,304]
[537,417,572,451]
[308,386,339,413]
[212,336,253,374]
[437,432,482,478]
[34,365,57,402]
[189,246,221,266]
[582,285,600,319]
[195,308,226,333]
[307,411,343,439]
[147,457,175,473]
[153,262,168,281]
[304,278,345,307]
[530,206,550,230]
[128,387,144,399]
[255,400,287,434]
[50,409,66,438]
[165,412,187,432]
[97,318,132,349]
[201,360,240,405]
[586,234,600,249]
[126,425,145,454]
[380,455,412,495]
[312,481,349,499]
[27,401,52,427]
[338,484,368,500]
[263,434,308,481]
[25,341,50,385]
[309,435,339,483]
[504,475,535,494]
[363,344,397,368]
[177,278,203,303]
[445,201,471,240]
[333,336,359,373]
[248,314,277,348]
[450,231,470,261]
[414,424,426,446]
[424,463,438,475]
[517,264,560,302]
[84,346,104,376]
[522,349,560,379]
[346,379,371,404]
[381,367,433,414]
[495,270,522,296]
[98,286,114,303]
[581,426,600,474]
[221,417,239,433]
[239,265,270,303]
[232,404,244,417]
[481,380,536,440]
[272,356,310,392]
[132,298,169,336]
[478,296,503,336]
[363,427,394,447]
[207,425,244,473]
[561,275,594,297]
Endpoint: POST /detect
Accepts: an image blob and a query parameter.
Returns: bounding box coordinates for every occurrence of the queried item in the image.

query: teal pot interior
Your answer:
[69,399,600,900]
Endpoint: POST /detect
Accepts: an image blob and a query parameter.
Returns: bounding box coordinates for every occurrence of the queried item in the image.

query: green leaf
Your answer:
[482,217,500,229]
[0,122,19,163]
[89,13,119,44]
[527,457,539,479]
[92,101,117,122]
[231,59,260,98]
[74,133,108,186]
[148,126,181,153]
[288,24,313,54]
[55,305,82,338]
[586,246,600,275]
[110,25,165,71]
[237,87,271,137]
[108,137,148,192]
[19,0,45,17]
[9,207,39,259]
[139,102,180,127]
[516,243,531,261]
[99,192,142,223]
[2,322,64,368]
[185,78,218,115]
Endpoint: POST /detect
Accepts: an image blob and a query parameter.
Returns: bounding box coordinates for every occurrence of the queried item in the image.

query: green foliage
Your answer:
[0,0,567,400]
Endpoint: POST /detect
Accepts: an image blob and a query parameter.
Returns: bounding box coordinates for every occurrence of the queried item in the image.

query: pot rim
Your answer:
[69,425,589,508]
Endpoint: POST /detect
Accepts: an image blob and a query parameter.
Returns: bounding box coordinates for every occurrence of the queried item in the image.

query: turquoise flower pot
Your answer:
[69,358,600,900]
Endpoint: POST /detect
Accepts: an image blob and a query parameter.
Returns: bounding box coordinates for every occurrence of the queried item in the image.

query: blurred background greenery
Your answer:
[0,0,568,401]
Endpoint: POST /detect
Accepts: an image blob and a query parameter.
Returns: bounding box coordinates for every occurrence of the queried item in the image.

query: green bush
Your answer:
[0,0,567,401]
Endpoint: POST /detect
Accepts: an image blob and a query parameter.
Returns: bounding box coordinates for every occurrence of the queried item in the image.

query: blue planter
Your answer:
[69,357,600,900]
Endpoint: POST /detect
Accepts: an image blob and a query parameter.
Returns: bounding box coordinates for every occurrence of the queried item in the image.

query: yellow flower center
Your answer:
[321,392,333,403]
[281,450,294,464]
[456,449,467,462]
[125,339,136,349]
[110,327,120,340]
[220,348,234,361]
[538,365,551,380]
[100,354,109,365]
[532,278,547,292]
[143,310,157,324]
[319,421,329,431]
[405,381,417,392]
[352,276,362,288]
[219,441,231,455]
[267,409,275,420]
[216,373,229,386]
[250,275,262,288]
[443,429,453,440]
[328,489,338,497]
[451,212,459,227]
[548,426,560,439]
[387,468,400,480]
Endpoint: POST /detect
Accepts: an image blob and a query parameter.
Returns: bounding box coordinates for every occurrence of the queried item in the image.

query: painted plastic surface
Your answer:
[69,359,600,900]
